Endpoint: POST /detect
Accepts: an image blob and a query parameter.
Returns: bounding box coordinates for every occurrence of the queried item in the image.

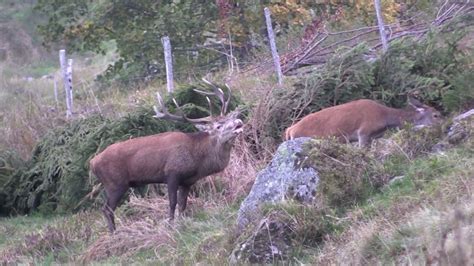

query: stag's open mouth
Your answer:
[233,120,244,134]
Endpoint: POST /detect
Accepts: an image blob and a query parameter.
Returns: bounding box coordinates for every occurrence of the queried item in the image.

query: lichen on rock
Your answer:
[236,137,319,230]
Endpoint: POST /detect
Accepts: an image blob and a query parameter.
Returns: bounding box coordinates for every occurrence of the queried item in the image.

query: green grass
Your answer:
[0,211,104,264]
[372,146,469,205]
[0,213,58,246]
[317,142,473,264]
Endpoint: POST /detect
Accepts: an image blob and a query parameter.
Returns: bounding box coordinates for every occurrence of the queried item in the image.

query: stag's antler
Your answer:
[197,78,232,116]
[153,92,213,123]
[154,78,235,123]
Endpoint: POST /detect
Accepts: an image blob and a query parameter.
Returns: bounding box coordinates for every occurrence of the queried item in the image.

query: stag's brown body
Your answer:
[90,132,232,189]
[285,98,441,146]
[90,80,243,232]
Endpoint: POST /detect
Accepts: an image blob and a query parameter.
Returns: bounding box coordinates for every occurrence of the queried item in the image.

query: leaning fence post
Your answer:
[59,49,72,118]
[162,36,174,94]
[66,58,74,112]
[374,0,388,52]
[53,77,58,107]
[264,7,283,85]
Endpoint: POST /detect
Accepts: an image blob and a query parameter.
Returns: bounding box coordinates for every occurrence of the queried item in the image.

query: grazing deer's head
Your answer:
[406,97,442,128]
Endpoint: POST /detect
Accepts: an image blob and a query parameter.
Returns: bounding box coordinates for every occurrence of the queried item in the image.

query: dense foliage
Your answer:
[374,23,474,111]
[34,0,410,84]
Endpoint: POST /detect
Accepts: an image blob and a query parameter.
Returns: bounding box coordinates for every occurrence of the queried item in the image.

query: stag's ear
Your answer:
[194,124,208,132]
[408,96,423,108]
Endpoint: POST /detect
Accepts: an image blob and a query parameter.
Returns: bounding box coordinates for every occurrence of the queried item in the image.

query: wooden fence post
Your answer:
[162,36,174,94]
[374,0,388,52]
[264,7,283,85]
[59,49,72,118]
[66,58,74,112]
[53,77,58,107]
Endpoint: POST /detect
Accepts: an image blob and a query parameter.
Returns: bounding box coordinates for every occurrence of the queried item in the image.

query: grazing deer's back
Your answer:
[284,98,441,144]
[286,99,387,140]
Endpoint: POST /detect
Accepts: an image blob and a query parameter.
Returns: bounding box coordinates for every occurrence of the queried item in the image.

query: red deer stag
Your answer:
[284,97,441,146]
[90,80,243,232]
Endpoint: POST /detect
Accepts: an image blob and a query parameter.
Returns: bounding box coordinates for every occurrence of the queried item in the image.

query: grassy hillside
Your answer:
[0,125,472,264]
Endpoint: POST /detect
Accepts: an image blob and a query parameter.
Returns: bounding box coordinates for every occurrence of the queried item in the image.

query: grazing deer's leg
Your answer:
[284,128,291,141]
[167,179,179,220]
[178,185,191,215]
[356,129,370,148]
[102,185,128,233]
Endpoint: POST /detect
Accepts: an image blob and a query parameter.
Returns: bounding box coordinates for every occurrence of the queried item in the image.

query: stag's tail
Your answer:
[74,161,103,210]
[74,183,103,211]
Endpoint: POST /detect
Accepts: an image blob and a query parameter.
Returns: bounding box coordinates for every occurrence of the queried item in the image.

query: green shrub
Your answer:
[373,16,474,111]
[0,151,26,184]
[0,151,27,214]
[443,70,474,112]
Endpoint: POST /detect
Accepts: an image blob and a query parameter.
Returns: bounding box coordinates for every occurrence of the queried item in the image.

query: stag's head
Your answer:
[154,79,244,145]
[194,110,243,144]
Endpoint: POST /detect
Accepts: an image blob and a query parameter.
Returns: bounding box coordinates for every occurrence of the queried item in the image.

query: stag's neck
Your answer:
[385,106,418,127]
[194,133,232,176]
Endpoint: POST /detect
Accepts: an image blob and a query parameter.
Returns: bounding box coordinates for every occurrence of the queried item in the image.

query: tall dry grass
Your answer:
[82,197,176,262]
[0,53,132,159]
[0,74,65,159]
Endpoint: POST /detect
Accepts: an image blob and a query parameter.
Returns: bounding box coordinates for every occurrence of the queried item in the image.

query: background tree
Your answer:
[35,0,412,85]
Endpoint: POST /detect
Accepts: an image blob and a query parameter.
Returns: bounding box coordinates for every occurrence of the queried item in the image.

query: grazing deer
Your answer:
[284,97,441,146]
[90,80,243,232]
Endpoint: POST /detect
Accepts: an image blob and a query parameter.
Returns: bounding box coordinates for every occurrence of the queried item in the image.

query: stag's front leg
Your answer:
[178,185,191,216]
[167,179,179,221]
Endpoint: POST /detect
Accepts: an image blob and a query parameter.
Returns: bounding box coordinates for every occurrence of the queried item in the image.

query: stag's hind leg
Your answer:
[102,185,128,233]
[167,179,179,221]
[178,185,191,216]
